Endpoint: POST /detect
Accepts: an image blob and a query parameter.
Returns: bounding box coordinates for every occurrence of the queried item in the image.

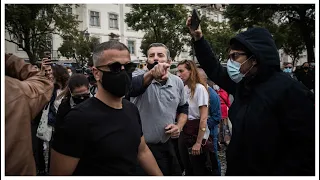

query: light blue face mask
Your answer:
[227,56,253,83]
[283,68,292,73]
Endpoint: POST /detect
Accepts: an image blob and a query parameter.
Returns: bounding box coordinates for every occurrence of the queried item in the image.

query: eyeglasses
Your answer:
[228,52,247,61]
[285,67,292,69]
[96,62,136,73]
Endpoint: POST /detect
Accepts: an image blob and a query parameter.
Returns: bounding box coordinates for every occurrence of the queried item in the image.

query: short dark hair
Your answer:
[92,40,130,66]
[68,74,89,93]
[58,73,90,99]
[147,43,171,59]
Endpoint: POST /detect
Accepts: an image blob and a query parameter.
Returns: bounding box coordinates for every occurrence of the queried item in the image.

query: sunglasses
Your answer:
[228,52,247,60]
[72,93,90,99]
[96,62,136,73]
[285,67,292,69]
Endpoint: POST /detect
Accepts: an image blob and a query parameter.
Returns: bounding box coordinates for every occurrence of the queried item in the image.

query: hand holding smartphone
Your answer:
[188,147,203,155]
[190,9,201,31]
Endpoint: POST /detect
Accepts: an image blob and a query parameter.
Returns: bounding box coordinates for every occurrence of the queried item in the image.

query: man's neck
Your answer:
[95,87,123,109]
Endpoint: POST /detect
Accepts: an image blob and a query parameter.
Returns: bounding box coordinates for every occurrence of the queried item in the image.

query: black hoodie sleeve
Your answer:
[193,36,237,95]
[128,74,148,97]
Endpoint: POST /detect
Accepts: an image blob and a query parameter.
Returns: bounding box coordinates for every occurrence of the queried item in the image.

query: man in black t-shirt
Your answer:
[50,41,163,175]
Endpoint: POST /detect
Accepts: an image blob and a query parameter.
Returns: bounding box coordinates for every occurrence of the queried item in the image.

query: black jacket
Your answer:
[194,28,315,175]
[295,68,315,90]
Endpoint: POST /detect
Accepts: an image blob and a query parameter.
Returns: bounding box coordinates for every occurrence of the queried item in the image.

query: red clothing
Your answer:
[215,88,230,119]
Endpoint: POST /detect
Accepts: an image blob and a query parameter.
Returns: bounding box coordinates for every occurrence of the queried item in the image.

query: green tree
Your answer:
[224,4,315,62]
[58,33,100,67]
[279,23,305,67]
[5,4,80,64]
[201,17,236,61]
[125,4,189,60]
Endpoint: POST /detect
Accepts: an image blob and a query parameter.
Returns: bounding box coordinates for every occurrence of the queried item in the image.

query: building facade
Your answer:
[6,4,306,66]
[5,4,146,62]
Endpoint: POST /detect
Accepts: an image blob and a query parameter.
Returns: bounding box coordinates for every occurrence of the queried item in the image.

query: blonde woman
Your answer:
[177,60,218,175]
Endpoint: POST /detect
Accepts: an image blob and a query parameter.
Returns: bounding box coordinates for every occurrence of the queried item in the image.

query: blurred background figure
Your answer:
[55,73,91,129]
[282,62,297,80]
[295,62,315,93]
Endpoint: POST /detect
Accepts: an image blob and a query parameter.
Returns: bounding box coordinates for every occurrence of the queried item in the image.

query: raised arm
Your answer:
[186,17,237,95]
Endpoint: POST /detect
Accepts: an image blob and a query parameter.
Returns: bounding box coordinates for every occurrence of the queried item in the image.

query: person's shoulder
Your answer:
[208,86,219,97]
[169,73,184,84]
[123,98,139,111]
[267,72,305,95]
[196,83,207,91]
[67,98,96,115]
[132,68,146,77]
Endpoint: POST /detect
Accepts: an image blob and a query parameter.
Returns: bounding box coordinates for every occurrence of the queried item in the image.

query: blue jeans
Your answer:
[208,119,221,175]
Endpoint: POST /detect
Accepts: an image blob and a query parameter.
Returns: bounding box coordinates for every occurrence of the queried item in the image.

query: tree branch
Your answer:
[5,38,22,47]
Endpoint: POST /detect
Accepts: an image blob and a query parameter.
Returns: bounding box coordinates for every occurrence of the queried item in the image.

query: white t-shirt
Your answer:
[54,89,63,112]
[184,83,210,139]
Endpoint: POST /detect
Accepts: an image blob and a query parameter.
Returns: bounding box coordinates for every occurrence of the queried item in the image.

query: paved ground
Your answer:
[218,144,227,176]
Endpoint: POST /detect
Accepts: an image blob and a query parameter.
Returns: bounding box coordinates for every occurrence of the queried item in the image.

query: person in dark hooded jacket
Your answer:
[186,18,315,176]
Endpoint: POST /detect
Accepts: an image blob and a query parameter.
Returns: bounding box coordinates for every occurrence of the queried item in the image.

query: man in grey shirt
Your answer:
[130,43,188,176]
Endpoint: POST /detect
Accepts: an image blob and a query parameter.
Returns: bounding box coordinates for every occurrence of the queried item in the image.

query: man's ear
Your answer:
[167,58,172,65]
[92,67,101,82]
[251,57,258,66]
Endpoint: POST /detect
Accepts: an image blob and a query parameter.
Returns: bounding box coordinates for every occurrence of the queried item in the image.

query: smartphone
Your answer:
[190,9,201,31]
[188,147,203,155]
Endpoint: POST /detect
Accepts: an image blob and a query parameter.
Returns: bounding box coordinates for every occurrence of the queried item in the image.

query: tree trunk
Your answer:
[303,34,315,62]
[298,10,315,62]
[26,50,36,64]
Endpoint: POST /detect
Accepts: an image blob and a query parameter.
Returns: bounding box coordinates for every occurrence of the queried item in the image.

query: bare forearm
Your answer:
[196,118,207,144]
[177,113,187,131]
[138,147,163,175]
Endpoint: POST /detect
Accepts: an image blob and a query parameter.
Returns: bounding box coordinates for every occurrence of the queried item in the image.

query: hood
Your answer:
[230,27,280,67]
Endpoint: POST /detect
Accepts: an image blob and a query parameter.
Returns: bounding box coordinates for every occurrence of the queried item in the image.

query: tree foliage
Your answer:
[224,4,315,62]
[5,4,80,64]
[125,4,189,60]
[199,16,236,61]
[58,33,100,67]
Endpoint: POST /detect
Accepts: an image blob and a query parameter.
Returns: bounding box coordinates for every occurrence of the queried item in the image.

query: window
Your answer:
[90,11,100,27]
[64,7,72,15]
[109,13,119,29]
[127,40,135,55]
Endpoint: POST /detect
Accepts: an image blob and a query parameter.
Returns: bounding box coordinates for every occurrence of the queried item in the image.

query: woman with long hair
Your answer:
[176,60,218,175]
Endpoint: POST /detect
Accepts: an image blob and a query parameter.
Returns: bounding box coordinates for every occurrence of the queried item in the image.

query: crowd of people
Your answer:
[5,16,315,176]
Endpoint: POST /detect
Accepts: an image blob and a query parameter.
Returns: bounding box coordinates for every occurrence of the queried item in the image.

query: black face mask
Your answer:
[99,69,131,97]
[147,61,158,70]
[72,94,90,104]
